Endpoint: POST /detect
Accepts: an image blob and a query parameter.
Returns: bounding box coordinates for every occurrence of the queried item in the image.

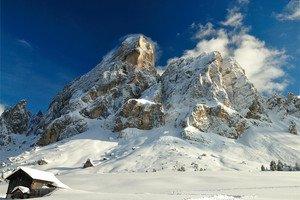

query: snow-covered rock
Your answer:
[221,58,264,119]
[288,120,297,135]
[0,100,32,147]
[0,100,31,134]
[267,92,300,118]
[161,52,263,138]
[187,104,247,139]
[37,113,88,146]
[114,98,164,131]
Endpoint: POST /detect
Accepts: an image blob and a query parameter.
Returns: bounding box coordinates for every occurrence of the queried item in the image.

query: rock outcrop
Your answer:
[114,99,164,131]
[188,104,246,139]
[1,100,31,134]
[289,120,297,135]
[220,58,264,119]
[0,118,12,146]
[267,93,300,118]
[37,114,87,146]
[0,100,31,147]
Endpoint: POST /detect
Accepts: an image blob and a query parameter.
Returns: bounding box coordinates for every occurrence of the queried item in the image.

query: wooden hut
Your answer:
[5,167,69,199]
[83,158,95,168]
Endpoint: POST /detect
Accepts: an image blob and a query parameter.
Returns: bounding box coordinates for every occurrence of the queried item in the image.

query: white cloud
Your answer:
[221,9,244,27]
[276,0,300,21]
[0,104,5,115]
[183,8,288,94]
[233,34,288,92]
[184,29,229,58]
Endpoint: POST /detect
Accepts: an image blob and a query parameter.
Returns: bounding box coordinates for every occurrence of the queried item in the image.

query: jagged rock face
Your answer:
[114,99,164,131]
[80,98,109,119]
[111,35,155,69]
[38,114,87,146]
[27,111,45,135]
[46,35,157,120]
[161,52,261,138]
[187,104,246,139]
[1,100,31,134]
[0,100,31,147]
[38,35,160,145]
[288,120,297,135]
[162,52,228,109]
[220,58,264,118]
[267,93,300,118]
[0,118,12,146]
[162,52,229,126]
[30,111,44,126]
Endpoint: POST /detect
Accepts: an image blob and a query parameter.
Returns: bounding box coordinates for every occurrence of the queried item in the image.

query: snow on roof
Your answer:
[6,167,70,189]
[135,99,155,105]
[12,186,30,194]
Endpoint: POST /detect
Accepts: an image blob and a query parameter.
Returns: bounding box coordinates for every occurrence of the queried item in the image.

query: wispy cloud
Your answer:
[192,22,216,39]
[17,39,33,49]
[237,0,250,5]
[1,36,76,112]
[181,2,288,94]
[276,0,300,21]
[221,8,244,27]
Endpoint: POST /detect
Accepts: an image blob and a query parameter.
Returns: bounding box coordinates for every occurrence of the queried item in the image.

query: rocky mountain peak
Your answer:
[15,99,27,109]
[109,34,155,69]
[161,51,265,138]
[1,100,31,134]
[37,35,159,146]
[3,35,296,147]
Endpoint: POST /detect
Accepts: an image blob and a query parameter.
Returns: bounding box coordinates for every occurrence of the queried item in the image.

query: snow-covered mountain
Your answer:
[1,34,299,174]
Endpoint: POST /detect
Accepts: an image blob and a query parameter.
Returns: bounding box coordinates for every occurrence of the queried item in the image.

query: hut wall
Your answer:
[31,180,53,189]
[30,180,56,197]
[6,171,32,194]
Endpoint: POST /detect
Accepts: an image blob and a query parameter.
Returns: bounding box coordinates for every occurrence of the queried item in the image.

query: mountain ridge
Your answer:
[0,34,299,174]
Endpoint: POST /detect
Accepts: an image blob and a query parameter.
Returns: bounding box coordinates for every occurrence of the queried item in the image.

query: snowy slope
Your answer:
[1,171,300,200]
[1,115,299,175]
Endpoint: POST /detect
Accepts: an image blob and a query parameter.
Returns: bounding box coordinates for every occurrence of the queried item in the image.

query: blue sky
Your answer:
[1,0,299,114]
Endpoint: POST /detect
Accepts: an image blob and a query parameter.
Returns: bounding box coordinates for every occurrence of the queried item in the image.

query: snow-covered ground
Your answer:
[1,171,300,200]
[1,114,300,175]
[1,110,299,199]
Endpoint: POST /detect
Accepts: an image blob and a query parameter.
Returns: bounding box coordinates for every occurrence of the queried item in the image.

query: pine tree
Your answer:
[261,165,266,171]
[270,160,277,171]
[295,162,300,171]
[277,160,283,171]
